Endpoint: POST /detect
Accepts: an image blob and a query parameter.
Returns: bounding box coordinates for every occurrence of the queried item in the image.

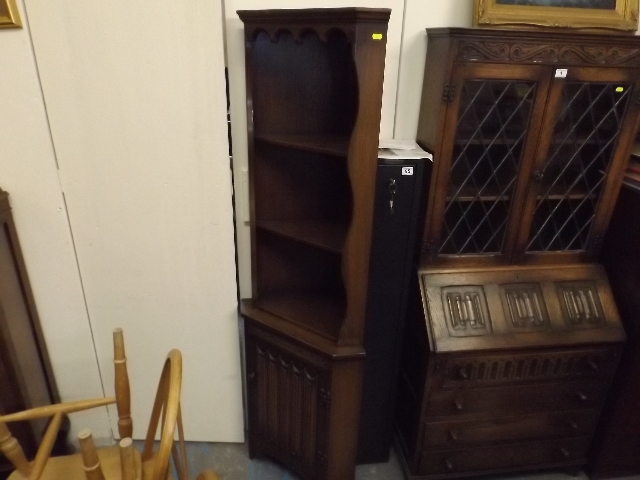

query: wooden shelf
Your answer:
[257,220,347,254]
[447,184,513,202]
[447,185,595,202]
[256,292,345,341]
[255,133,350,157]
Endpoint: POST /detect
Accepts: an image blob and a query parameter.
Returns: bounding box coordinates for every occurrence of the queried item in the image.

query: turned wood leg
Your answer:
[0,422,31,478]
[78,429,105,480]
[119,438,137,480]
[113,328,133,438]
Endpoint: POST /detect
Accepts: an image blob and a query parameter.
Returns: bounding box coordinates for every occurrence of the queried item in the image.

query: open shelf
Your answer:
[257,220,347,254]
[447,184,511,202]
[256,292,344,341]
[255,134,350,157]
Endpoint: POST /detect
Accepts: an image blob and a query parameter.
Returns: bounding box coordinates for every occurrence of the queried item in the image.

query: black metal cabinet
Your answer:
[358,158,430,464]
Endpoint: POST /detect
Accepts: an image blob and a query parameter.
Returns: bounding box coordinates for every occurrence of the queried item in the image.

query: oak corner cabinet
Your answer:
[395,28,640,479]
[237,8,390,480]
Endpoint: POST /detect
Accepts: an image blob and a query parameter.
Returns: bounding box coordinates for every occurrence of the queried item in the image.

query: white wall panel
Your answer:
[394,0,472,139]
[1,0,109,440]
[226,0,405,298]
[25,0,244,441]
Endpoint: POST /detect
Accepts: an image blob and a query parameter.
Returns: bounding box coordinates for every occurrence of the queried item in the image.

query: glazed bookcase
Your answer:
[238,9,390,480]
[395,28,640,480]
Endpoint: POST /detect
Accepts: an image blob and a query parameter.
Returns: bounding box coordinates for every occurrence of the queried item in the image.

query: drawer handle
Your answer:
[569,420,579,431]
[448,430,459,442]
[560,448,570,458]
[588,360,598,371]
[454,399,464,411]
[458,367,469,380]
[444,459,454,471]
[577,391,588,402]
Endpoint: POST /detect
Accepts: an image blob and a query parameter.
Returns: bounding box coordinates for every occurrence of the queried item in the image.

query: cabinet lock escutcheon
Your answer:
[532,170,544,182]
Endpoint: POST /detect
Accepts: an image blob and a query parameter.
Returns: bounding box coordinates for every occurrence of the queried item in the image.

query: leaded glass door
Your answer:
[422,64,552,266]
[516,67,640,264]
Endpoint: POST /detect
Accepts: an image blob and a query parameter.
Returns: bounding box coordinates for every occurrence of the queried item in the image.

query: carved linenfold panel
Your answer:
[246,322,329,368]
[557,281,606,329]
[457,40,640,67]
[250,337,329,471]
[441,349,615,387]
[442,286,492,337]
[500,283,550,331]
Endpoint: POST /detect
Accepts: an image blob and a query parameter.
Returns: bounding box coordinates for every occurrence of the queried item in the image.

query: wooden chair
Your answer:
[0,329,219,480]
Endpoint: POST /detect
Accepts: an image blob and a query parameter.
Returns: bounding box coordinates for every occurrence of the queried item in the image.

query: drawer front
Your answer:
[417,437,590,476]
[435,347,619,389]
[420,410,599,448]
[427,380,608,418]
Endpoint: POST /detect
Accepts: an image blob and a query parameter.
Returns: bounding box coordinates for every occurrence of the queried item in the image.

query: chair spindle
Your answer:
[119,438,137,480]
[113,328,133,438]
[78,429,105,480]
[0,422,31,478]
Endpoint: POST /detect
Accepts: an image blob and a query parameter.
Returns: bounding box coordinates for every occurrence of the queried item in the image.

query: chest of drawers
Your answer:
[395,264,625,479]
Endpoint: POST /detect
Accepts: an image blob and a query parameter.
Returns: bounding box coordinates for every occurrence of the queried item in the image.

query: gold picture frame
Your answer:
[0,0,22,29]
[474,0,639,31]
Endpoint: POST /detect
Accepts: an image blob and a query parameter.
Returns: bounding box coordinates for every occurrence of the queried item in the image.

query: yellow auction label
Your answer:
[616,86,624,92]
[372,33,383,40]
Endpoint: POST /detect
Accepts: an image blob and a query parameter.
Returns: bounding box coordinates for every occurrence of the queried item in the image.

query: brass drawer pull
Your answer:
[569,420,579,431]
[560,448,570,458]
[587,360,598,371]
[577,392,588,402]
[454,399,464,411]
[448,430,459,441]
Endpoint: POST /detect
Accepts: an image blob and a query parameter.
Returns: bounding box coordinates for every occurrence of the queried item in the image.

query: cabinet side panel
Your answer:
[339,21,389,345]
[416,35,451,153]
[593,184,640,477]
[326,358,364,480]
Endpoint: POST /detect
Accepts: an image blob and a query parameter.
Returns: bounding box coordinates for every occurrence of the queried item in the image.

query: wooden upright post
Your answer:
[0,422,31,478]
[113,328,133,438]
[78,430,105,480]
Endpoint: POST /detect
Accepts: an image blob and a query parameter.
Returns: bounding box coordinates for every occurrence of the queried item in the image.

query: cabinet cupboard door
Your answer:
[517,67,640,264]
[245,328,331,478]
[424,63,552,266]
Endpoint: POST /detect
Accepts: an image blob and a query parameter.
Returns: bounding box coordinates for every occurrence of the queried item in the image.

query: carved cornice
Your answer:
[457,40,640,67]
[246,26,354,44]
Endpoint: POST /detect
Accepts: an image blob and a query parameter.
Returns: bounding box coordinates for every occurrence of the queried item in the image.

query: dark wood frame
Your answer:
[0,189,61,476]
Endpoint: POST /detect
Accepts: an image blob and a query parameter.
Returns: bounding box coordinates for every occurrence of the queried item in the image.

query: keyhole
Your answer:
[389,178,397,215]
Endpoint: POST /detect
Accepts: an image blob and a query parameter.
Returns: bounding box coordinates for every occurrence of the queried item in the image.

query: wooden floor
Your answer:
[156,441,640,480]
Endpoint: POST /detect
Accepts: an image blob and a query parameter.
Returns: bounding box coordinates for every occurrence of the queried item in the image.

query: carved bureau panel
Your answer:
[441,286,491,337]
[436,347,619,389]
